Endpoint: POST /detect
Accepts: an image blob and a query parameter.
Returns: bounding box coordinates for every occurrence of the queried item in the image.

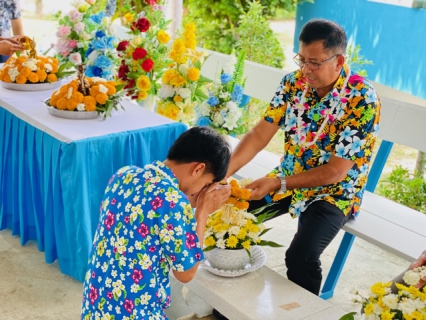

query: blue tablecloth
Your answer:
[0,92,187,281]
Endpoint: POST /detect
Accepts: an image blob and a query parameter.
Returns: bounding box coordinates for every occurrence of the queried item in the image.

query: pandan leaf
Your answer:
[230,50,246,93]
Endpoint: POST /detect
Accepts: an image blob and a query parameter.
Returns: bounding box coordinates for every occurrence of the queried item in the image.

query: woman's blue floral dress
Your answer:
[81,161,203,320]
[0,0,21,37]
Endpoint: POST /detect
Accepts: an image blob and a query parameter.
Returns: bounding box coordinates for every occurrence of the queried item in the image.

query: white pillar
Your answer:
[166,0,183,37]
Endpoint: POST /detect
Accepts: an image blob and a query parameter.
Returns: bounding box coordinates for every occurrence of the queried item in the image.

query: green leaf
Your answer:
[338,312,357,320]
[257,240,284,248]
[230,50,246,93]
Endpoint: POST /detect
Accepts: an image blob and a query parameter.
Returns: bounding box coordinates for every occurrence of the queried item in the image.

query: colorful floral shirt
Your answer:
[263,64,381,217]
[81,161,203,320]
[0,0,21,38]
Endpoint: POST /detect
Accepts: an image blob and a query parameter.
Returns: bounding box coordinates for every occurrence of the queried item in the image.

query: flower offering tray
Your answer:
[43,99,99,120]
[202,246,267,278]
[1,81,61,92]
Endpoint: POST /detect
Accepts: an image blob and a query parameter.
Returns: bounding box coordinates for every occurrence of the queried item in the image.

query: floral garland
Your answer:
[116,2,171,102]
[195,51,247,136]
[156,23,210,125]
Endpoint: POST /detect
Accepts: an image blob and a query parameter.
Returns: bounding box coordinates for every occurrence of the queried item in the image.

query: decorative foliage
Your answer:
[46,66,125,119]
[156,23,211,124]
[340,267,426,320]
[116,1,171,101]
[54,1,118,80]
[195,51,248,136]
[204,179,282,257]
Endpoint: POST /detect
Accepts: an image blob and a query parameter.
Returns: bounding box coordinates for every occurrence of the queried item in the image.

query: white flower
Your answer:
[178,64,189,75]
[73,22,85,33]
[23,58,38,71]
[69,52,82,65]
[178,88,191,99]
[8,67,19,82]
[216,238,226,249]
[223,54,236,75]
[382,293,399,309]
[87,50,99,64]
[158,85,175,99]
[197,101,211,117]
[66,87,73,99]
[44,63,52,72]
[212,113,224,126]
[228,226,240,235]
[99,84,108,94]
[77,103,86,111]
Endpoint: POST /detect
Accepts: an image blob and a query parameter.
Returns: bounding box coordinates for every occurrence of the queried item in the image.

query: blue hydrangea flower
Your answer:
[207,96,219,106]
[95,30,106,38]
[85,65,103,77]
[231,84,243,104]
[220,73,232,84]
[90,12,105,24]
[95,55,113,70]
[196,117,212,127]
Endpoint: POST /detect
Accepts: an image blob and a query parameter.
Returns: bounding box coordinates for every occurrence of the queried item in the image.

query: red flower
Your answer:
[141,58,154,72]
[132,47,147,60]
[134,17,150,32]
[117,40,129,51]
[145,0,158,4]
[118,63,129,79]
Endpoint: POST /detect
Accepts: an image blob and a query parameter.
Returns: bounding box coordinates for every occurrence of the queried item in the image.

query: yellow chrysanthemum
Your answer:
[136,75,151,91]
[138,90,148,100]
[123,13,134,24]
[236,228,247,240]
[157,30,171,44]
[242,240,251,250]
[187,67,200,82]
[226,236,238,248]
[204,236,216,247]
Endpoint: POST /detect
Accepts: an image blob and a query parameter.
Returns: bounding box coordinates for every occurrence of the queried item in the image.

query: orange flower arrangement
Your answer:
[225,179,251,210]
[46,65,125,119]
[0,55,59,84]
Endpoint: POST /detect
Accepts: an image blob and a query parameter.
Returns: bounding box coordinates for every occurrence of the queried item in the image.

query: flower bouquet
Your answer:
[0,36,73,91]
[44,65,125,120]
[340,266,426,320]
[116,1,171,105]
[54,1,118,80]
[195,51,248,136]
[204,179,282,258]
[156,23,211,125]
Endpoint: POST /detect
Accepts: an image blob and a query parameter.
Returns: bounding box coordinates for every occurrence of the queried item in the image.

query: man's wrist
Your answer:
[276,176,287,194]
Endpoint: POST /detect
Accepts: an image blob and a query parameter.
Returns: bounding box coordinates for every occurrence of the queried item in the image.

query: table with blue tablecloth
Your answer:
[0,86,187,281]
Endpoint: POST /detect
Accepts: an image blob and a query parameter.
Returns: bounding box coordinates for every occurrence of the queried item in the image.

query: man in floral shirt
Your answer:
[227,19,380,295]
[81,127,231,319]
[0,0,23,62]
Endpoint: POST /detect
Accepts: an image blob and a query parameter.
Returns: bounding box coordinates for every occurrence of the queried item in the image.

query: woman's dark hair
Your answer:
[299,19,347,53]
[167,127,231,182]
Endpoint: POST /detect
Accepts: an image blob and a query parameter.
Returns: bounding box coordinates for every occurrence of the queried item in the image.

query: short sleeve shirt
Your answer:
[263,64,381,217]
[0,0,21,38]
[81,161,203,320]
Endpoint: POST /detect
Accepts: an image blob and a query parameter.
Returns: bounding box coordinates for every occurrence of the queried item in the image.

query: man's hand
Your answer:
[196,184,231,218]
[246,177,280,200]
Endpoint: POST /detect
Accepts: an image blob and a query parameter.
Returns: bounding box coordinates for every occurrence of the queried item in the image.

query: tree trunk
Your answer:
[35,0,43,17]
[415,151,425,177]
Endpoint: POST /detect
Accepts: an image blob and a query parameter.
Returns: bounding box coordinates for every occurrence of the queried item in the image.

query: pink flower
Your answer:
[56,26,71,38]
[68,9,82,22]
[137,223,149,237]
[151,196,163,210]
[74,22,85,32]
[131,269,143,284]
[152,4,164,11]
[185,232,196,249]
[69,52,82,65]
[68,40,78,48]
[88,285,98,304]
[85,0,96,5]
[124,299,134,313]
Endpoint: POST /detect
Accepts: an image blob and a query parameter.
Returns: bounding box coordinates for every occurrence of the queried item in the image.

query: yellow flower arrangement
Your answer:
[46,66,125,119]
[204,179,282,255]
[340,266,426,320]
[156,23,210,125]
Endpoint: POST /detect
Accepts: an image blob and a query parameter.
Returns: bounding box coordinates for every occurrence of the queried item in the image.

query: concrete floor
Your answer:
[0,213,409,320]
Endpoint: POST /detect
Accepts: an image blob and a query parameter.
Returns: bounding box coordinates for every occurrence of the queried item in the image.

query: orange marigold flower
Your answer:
[95,93,108,105]
[28,72,39,83]
[15,75,27,84]
[20,67,31,77]
[90,86,100,97]
[236,201,249,210]
[66,99,78,111]
[72,91,84,103]
[136,75,151,91]
[47,74,57,83]
[56,98,68,110]
[36,70,47,82]
[104,84,116,95]
[83,96,97,111]
[173,95,183,102]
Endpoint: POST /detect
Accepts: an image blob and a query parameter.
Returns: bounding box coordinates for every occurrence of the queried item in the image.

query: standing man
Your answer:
[227,19,381,295]
[0,0,24,62]
[81,127,232,319]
